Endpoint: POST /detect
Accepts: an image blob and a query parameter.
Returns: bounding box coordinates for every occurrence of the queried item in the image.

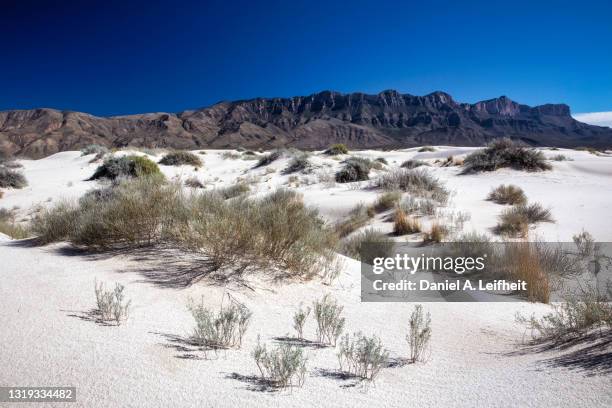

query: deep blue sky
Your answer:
[1,0,611,116]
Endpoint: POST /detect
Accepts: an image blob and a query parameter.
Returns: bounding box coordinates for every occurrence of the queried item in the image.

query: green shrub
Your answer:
[94,280,131,325]
[487,184,527,205]
[324,143,349,155]
[159,151,203,167]
[313,294,345,346]
[463,138,551,173]
[88,155,163,180]
[0,168,27,189]
[252,338,307,389]
[337,332,389,381]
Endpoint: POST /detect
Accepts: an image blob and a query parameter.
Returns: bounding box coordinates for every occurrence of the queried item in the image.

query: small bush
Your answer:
[189,294,251,352]
[221,151,241,160]
[0,208,30,239]
[407,305,431,363]
[401,159,428,169]
[185,176,204,188]
[253,338,307,389]
[495,203,553,237]
[0,168,28,189]
[463,138,551,173]
[372,191,401,213]
[94,280,131,325]
[88,155,163,180]
[339,228,394,263]
[313,294,345,346]
[216,182,249,199]
[81,144,109,156]
[418,146,436,152]
[335,203,373,238]
[324,143,349,155]
[393,209,421,235]
[159,151,203,167]
[293,304,311,340]
[337,332,389,382]
[283,155,310,174]
[375,157,388,165]
[374,169,449,203]
[423,221,448,243]
[487,184,527,205]
[335,157,371,183]
[550,154,571,161]
[31,200,79,243]
[255,151,281,168]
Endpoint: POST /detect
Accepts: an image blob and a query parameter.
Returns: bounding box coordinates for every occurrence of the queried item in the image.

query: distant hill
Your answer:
[1,90,611,158]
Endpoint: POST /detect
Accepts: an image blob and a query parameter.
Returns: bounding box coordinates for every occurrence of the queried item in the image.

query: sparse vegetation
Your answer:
[487,184,527,205]
[423,221,448,243]
[406,305,432,363]
[337,332,389,382]
[0,208,30,239]
[549,154,571,161]
[335,203,373,238]
[0,168,28,189]
[185,176,205,188]
[159,151,203,167]
[373,169,449,203]
[255,151,281,168]
[335,157,372,183]
[283,154,310,174]
[375,157,388,165]
[401,159,428,169]
[221,151,241,160]
[372,191,401,213]
[462,138,551,173]
[81,144,109,156]
[215,182,249,199]
[94,280,131,325]
[504,243,550,303]
[324,143,349,155]
[418,146,436,152]
[293,304,311,340]
[494,203,554,237]
[339,228,394,263]
[313,294,345,346]
[88,155,163,180]
[393,208,421,235]
[252,338,307,389]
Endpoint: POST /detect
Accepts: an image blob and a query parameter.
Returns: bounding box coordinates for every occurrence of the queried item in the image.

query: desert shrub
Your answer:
[0,168,27,189]
[185,176,204,188]
[31,200,79,243]
[0,208,30,239]
[177,189,337,279]
[487,184,527,205]
[372,191,401,213]
[462,138,551,173]
[335,157,371,183]
[216,182,249,199]
[375,157,388,165]
[94,280,131,325]
[313,294,345,346]
[335,203,373,238]
[324,143,349,155]
[418,146,435,152]
[573,230,596,258]
[293,304,311,340]
[374,169,449,203]
[503,243,550,303]
[189,295,251,353]
[88,155,163,180]
[393,209,421,235]
[550,154,571,161]
[283,155,310,174]
[406,304,432,363]
[423,221,448,243]
[252,338,307,389]
[495,203,553,237]
[159,151,203,167]
[81,144,109,156]
[516,283,611,341]
[339,228,394,263]
[221,151,241,160]
[337,332,389,382]
[255,151,281,168]
[401,159,428,169]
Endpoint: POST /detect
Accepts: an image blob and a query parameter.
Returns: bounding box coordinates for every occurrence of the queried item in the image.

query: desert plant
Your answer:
[252,338,307,389]
[324,143,349,155]
[0,168,27,189]
[81,144,109,156]
[94,280,131,325]
[335,203,373,238]
[503,243,550,303]
[283,154,310,174]
[393,208,421,235]
[159,151,203,167]
[573,230,596,258]
[0,208,30,239]
[88,155,163,180]
[372,191,401,213]
[255,151,281,168]
[337,332,389,382]
[462,138,551,173]
[494,203,553,237]
[339,228,394,263]
[185,176,204,188]
[373,169,449,203]
[313,294,345,346]
[30,200,79,243]
[423,221,448,243]
[401,159,428,169]
[221,151,241,160]
[550,154,571,161]
[189,294,252,353]
[293,304,311,340]
[418,146,435,152]
[406,305,431,363]
[375,157,388,165]
[487,184,527,205]
[216,182,249,199]
[335,157,371,183]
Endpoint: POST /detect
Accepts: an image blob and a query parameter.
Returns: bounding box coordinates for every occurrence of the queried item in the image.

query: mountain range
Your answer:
[1,90,611,158]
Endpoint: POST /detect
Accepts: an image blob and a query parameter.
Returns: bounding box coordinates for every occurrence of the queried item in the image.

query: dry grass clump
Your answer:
[337,332,389,382]
[215,182,249,199]
[549,154,571,161]
[88,155,163,180]
[487,184,527,205]
[283,154,310,174]
[255,151,281,168]
[423,221,448,243]
[335,157,372,183]
[503,243,550,303]
[185,176,205,188]
[0,208,30,239]
[94,280,131,325]
[253,338,307,389]
[372,191,401,213]
[159,151,203,167]
[406,304,431,363]
[324,143,349,155]
[339,228,394,263]
[373,168,449,203]
[335,203,373,238]
[401,159,428,169]
[494,203,553,237]
[463,138,551,173]
[418,146,436,152]
[375,157,388,165]
[0,168,28,189]
[393,209,421,235]
[81,144,109,156]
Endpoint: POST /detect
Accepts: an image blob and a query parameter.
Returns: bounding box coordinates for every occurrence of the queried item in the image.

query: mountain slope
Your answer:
[1,90,611,158]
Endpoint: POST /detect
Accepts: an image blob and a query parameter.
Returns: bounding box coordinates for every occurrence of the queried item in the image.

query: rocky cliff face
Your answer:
[1,90,610,158]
